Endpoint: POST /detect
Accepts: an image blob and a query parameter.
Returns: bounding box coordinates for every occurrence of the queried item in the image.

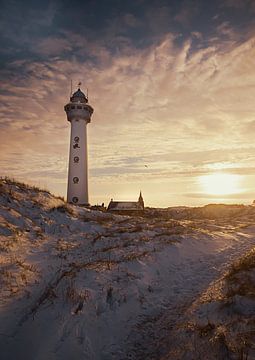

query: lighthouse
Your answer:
[64,86,94,205]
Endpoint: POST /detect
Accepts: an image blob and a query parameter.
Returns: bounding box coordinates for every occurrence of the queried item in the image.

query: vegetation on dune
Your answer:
[227,248,255,277]
[0,176,51,195]
[48,204,74,215]
[187,248,255,360]
[1,177,255,360]
[225,247,255,299]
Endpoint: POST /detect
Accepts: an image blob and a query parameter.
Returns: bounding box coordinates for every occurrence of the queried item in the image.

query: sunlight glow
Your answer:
[199,173,243,196]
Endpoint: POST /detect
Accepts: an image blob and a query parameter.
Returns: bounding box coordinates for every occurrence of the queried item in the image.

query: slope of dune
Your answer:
[161,247,255,360]
[0,178,254,360]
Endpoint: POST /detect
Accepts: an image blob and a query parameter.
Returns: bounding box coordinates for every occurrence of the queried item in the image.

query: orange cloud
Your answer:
[1,32,255,206]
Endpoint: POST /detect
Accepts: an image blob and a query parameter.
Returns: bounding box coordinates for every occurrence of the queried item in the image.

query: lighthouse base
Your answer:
[68,200,90,207]
[79,203,90,207]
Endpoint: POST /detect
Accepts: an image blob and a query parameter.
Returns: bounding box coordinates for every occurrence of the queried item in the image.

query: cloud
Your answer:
[186,192,253,200]
[33,37,73,56]
[174,0,200,27]
[221,0,253,10]
[123,13,140,28]
[0,1,58,49]
[1,24,255,205]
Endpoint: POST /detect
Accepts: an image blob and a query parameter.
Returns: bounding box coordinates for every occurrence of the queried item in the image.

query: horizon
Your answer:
[1,0,255,207]
[1,176,253,209]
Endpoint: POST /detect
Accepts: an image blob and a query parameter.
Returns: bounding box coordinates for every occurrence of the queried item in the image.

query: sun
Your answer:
[199,173,242,196]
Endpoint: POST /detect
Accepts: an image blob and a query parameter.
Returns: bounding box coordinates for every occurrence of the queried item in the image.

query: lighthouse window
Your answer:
[74,156,79,163]
[74,136,79,142]
[72,197,78,203]
[71,106,75,109]
[77,106,82,109]
[73,177,79,184]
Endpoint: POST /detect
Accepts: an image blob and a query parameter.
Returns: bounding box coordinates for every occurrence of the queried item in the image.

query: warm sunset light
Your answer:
[199,173,243,196]
[2,2,255,359]
[1,0,255,208]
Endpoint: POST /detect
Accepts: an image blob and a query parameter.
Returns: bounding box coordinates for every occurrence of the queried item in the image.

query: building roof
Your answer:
[107,201,143,211]
[70,88,88,103]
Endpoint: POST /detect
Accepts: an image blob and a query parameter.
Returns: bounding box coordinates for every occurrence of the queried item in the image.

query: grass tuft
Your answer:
[49,204,73,215]
[227,248,255,278]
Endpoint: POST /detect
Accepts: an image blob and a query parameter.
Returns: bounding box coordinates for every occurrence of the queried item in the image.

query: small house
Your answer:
[107,192,144,215]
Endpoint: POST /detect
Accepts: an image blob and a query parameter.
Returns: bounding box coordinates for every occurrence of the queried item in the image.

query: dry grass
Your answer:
[192,249,255,359]
[15,259,37,273]
[0,176,51,194]
[0,235,19,252]
[225,278,255,299]
[227,248,255,278]
[65,280,91,305]
[163,248,255,360]
[225,248,255,299]
[49,204,74,216]
[0,258,38,298]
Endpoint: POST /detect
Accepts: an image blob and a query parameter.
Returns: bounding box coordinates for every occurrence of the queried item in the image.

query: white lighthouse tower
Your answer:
[64,86,94,205]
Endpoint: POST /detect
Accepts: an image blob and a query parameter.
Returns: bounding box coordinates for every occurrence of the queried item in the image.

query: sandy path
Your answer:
[1,212,255,360]
[115,228,255,360]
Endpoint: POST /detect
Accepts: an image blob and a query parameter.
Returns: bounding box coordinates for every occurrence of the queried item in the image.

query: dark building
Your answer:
[107,192,144,214]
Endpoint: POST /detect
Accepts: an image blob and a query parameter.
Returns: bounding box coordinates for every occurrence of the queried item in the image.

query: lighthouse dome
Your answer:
[70,88,88,103]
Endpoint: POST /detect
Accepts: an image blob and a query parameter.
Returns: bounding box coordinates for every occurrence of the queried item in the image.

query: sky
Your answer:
[1,0,255,207]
